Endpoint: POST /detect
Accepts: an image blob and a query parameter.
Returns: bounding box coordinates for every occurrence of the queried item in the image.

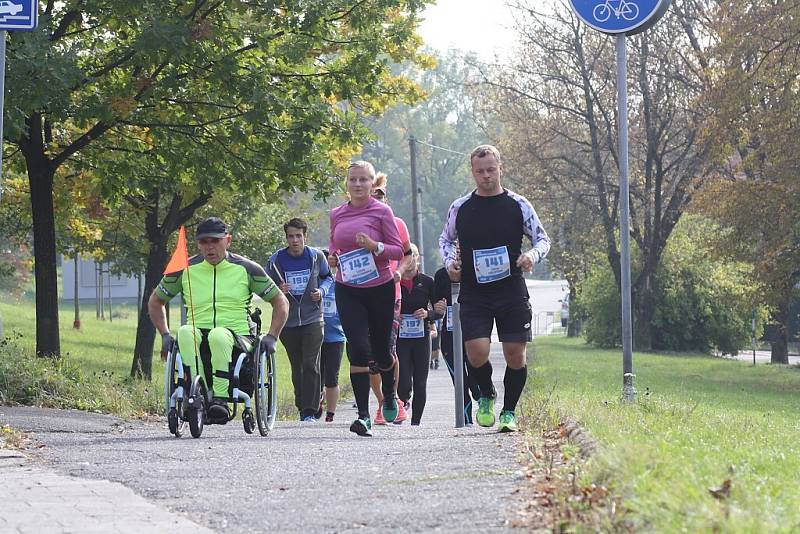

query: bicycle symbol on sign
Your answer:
[593,0,640,22]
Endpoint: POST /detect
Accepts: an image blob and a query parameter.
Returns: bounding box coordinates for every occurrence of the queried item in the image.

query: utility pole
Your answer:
[408,136,424,271]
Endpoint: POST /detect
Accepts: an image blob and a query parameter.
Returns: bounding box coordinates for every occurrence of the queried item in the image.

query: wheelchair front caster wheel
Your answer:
[168,408,183,437]
[188,398,205,438]
[243,408,256,434]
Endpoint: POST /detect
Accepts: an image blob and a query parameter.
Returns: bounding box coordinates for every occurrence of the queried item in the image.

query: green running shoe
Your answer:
[498,410,519,433]
[476,396,496,427]
[382,394,399,423]
[349,416,373,437]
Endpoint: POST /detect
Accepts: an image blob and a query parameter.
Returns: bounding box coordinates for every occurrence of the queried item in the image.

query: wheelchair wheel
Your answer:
[254,344,277,436]
[188,375,207,439]
[243,408,255,434]
[164,345,187,437]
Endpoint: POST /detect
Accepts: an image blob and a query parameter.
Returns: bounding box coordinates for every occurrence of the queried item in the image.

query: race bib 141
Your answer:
[473,246,511,284]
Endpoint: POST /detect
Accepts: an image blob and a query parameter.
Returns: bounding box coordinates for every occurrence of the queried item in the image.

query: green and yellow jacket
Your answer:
[155,253,279,336]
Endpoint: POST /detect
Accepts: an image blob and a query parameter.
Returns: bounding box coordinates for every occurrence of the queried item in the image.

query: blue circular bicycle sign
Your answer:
[568,0,670,35]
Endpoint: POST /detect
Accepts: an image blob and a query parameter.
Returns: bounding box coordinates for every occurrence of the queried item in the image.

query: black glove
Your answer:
[260,334,278,354]
[161,332,175,353]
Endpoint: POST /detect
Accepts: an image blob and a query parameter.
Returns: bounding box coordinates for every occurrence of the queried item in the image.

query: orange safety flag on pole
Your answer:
[163,226,189,274]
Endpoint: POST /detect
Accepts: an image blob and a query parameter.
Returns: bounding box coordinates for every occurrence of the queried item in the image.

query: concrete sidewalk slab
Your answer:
[0,454,214,534]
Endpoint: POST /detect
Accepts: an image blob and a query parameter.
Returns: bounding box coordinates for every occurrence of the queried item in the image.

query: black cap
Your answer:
[196,217,229,239]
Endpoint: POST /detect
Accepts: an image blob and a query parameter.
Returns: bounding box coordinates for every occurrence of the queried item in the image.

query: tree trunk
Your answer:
[28,166,61,358]
[129,190,211,380]
[131,239,168,379]
[633,273,656,351]
[770,303,790,364]
[566,283,579,337]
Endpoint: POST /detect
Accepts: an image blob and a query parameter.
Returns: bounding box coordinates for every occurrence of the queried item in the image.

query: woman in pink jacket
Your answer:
[329,161,406,436]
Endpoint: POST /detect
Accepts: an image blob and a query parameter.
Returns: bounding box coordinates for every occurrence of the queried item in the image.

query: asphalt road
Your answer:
[1,345,529,533]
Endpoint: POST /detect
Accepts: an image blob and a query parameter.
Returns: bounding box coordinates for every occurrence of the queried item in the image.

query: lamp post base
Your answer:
[622,373,636,403]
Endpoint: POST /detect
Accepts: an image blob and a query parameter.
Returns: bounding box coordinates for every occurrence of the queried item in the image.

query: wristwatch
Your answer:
[374,241,385,256]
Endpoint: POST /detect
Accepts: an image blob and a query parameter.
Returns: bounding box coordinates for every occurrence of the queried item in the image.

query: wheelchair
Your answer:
[163,308,277,438]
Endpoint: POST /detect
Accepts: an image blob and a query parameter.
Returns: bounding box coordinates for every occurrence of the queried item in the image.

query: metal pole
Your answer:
[0,31,6,202]
[409,136,425,271]
[452,282,465,428]
[96,262,103,319]
[107,267,112,323]
[73,253,80,329]
[752,311,757,366]
[617,35,635,403]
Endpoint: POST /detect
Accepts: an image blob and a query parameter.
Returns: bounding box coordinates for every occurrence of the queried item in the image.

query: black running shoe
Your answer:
[349,417,372,437]
[208,398,230,422]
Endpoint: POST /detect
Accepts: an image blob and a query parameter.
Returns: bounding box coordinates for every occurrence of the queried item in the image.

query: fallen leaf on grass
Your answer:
[708,479,731,500]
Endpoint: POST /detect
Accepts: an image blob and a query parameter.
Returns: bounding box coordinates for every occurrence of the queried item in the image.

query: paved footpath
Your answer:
[0,345,529,533]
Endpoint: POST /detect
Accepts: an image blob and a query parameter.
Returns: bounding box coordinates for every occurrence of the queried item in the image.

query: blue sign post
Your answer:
[0,0,38,202]
[568,0,670,403]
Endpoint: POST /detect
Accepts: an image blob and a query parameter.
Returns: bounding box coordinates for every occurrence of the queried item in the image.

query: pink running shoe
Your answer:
[374,408,387,425]
[394,400,408,424]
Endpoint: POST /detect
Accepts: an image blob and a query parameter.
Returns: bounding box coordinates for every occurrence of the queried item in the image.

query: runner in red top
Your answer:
[368,173,412,425]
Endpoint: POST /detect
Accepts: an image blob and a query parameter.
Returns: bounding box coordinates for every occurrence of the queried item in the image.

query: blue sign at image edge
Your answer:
[0,0,39,31]
[568,0,671,35]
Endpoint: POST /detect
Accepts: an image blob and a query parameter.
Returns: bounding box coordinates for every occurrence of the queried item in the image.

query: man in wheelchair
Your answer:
[148,217,289,423]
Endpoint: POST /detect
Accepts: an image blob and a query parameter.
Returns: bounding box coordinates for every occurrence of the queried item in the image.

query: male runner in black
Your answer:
[439,145,550,432]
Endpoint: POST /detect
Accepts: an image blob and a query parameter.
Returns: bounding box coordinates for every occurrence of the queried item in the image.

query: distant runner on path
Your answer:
[396,244,438,426]
[320,248,346,422]
[439,144,551,432]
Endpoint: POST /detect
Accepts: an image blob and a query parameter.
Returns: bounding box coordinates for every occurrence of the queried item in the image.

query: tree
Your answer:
[696,0,800,363]
[476,0,711,349]
[581,215,764,354]
[6,1,432,362]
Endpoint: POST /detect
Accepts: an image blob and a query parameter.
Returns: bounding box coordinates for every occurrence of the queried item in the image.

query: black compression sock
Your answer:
[503,366,528,412]
[380,368,396,398]
[471,361,496,398]
[351,372,371,418]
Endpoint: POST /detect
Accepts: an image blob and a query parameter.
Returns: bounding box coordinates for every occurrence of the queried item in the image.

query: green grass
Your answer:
[0,295,350,419]
[524,336,800,533]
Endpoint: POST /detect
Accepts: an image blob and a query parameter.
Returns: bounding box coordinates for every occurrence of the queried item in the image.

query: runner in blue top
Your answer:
[321,249,346,422]
[439,144,550,433]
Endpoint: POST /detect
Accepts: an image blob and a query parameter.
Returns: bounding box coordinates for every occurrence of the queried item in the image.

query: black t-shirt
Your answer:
[399,273,435,314]
[399,273,437,333]
[440,189,550,297]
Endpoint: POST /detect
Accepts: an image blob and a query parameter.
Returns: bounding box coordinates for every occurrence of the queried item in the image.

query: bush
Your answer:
[581,217,762,353]
[0,247,32,297]
[0,334,162,416]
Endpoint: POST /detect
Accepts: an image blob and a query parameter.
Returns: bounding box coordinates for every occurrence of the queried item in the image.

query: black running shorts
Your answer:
[458,291,532,343]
